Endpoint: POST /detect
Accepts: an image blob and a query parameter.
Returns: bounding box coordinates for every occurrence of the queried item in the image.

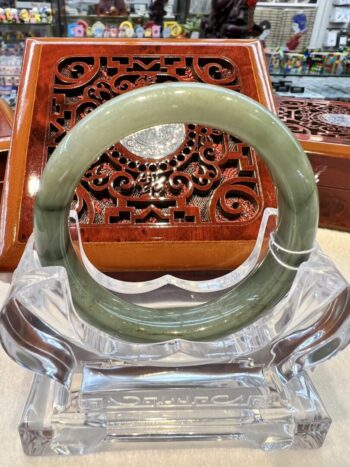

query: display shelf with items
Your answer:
[0,0,62,101]
[268,48,350,77]
[0,4,53,23]
[1,22,55,42]
[0,42,23,106]
[0,22,51,105]
[0,1,59,33]
[62,0,180,38]
[322,1,350,49]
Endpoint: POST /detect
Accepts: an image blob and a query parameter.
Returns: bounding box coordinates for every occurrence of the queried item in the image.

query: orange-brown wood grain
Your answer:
[0,39,279,271]
[0,98,14,203]
[0,98,13,152]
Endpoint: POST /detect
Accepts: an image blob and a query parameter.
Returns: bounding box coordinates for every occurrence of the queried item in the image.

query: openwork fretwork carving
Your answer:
[75,127,259,225]
[48,55,263,225]
[278,98,350,144]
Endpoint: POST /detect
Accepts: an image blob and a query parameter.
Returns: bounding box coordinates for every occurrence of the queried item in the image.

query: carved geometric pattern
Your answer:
[49,55,262,225]
[278,98,350,144]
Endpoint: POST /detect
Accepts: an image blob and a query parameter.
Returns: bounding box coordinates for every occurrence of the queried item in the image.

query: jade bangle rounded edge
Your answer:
[34,82,319,343]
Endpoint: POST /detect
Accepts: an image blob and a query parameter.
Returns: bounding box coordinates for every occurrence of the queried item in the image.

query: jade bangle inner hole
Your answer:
[72,122,263,288]
[69,118,273,304]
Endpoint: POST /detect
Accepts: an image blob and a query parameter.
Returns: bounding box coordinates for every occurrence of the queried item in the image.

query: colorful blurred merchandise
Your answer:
[311,51,350,75]
[119,20,134,37]
[151,24,161,38]
[67,19,185,38]
[0,7,52,24]
[163,20,183,37]
[0,43,23,105]
[269,48,350,76]
[0,46,22,68]
[19,9,30,23]
[29,7,41,24]
[269,50,306,75]
[183,16,201,37]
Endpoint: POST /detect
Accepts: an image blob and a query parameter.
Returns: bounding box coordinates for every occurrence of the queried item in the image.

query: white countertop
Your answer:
[0,227,350,467]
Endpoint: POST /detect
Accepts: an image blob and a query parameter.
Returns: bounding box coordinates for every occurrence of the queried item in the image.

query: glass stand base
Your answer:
[19,364,331,456]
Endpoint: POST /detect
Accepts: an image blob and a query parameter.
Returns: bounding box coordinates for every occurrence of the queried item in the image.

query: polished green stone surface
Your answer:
[34,83,319,342]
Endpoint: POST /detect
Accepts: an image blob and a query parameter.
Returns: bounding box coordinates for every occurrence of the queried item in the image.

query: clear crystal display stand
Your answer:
[1,208,350,455]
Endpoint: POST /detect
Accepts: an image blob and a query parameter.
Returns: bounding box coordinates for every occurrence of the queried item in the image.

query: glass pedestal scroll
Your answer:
[20,366,330,454]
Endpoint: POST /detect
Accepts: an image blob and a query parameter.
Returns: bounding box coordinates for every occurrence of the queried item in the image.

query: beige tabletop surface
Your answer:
[0,228,349,467]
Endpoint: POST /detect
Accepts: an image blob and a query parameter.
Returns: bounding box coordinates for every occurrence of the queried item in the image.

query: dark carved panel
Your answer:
[278,98,350,144]
[47,55,262,228]
[75,130,259,225]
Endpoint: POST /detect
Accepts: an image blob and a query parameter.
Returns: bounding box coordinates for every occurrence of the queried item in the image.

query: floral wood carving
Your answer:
[48,55,263,226]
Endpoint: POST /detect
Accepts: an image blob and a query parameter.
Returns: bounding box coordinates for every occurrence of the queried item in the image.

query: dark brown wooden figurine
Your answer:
[200,0,262,39]
[149,0,167,25]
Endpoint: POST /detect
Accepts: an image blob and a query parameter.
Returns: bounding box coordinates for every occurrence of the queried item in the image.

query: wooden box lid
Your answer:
[277,97,350,158]
[277,97,350,232]
[0,39,277,271]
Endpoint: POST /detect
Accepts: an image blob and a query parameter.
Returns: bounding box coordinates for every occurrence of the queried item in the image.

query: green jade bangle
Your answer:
[34,83,319,343]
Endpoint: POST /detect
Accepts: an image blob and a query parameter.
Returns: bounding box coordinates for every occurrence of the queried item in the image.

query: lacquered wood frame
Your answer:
[0,38,278,271]
[0,98,13,152]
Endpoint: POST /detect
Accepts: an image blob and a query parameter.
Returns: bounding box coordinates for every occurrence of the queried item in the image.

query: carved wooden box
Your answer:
[277,97,350,232]
[0,39,277,271]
